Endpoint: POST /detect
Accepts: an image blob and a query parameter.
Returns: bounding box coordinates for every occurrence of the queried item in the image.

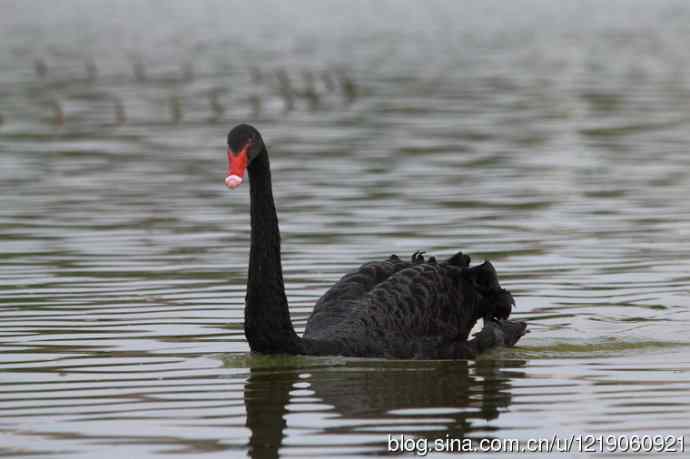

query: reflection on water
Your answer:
[1,0,690,457]
[244,359,524,458]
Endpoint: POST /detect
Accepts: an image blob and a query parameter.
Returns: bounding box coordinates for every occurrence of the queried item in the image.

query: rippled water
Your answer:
[2,0,690,457]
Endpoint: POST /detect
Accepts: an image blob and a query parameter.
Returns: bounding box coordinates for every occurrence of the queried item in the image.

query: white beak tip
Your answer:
[225,175,243,189]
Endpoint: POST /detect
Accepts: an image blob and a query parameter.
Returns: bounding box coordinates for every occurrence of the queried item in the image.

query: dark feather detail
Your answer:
[303,251,518,358]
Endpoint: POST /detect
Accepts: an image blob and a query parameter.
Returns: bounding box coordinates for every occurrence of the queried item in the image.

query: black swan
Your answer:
[225,124,527,359]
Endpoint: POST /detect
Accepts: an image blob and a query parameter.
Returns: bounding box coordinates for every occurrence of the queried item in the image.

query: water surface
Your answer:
[1,1,690,457]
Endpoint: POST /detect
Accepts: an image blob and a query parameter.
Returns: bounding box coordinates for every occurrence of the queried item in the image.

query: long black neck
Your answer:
[244,148,303,354]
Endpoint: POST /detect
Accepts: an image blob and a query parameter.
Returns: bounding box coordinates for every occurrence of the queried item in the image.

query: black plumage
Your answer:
[227,124,527,359]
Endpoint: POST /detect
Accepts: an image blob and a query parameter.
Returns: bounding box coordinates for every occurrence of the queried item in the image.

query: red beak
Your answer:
[225,145,249,189]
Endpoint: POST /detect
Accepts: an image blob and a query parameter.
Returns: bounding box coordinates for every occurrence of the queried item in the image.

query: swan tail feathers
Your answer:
[446,251,471,267]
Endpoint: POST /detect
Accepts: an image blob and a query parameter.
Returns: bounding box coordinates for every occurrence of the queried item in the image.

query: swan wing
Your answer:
[303,261,474,354]
[303,251,474,340]
[358,262,474,342]
[303,254,415,336]
[303,252,518,359]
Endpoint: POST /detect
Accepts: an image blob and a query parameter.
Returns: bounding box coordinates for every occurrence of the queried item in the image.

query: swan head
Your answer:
[225,124,265,189]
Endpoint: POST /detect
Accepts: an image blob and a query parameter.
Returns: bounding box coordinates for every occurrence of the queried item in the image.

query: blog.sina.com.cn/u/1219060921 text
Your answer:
[386,433,686,455]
